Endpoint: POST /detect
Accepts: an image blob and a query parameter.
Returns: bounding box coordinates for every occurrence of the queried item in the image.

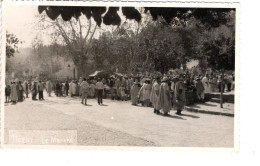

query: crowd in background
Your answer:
[5,71,234,115]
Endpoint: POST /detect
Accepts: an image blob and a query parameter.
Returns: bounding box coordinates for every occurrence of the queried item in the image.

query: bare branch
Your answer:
[85,23,98,55]
[84,19,92,42]
[78,17,83,41]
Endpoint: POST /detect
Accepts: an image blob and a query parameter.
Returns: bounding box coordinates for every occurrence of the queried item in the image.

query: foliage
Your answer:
[6,32,21,58]
[39,6,233,28]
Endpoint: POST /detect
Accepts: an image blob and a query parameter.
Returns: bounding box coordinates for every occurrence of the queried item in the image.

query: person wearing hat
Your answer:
[195,77,205,102]
[158,77,171,115]
[150,77,161,114]
[130,79,140,105]
[175,75,186,115]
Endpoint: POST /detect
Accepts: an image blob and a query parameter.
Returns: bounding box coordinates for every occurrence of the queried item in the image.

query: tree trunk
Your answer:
[220,70,224,108]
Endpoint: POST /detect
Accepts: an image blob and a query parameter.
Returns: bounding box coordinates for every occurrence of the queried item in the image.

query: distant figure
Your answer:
[17,81,24,102]
[70,80,76,97]
[65,81,69,96]
[80,78,89,105]
[158,77,171,115]
[5,84,11,103]
[202,74,210,93]
[31,81,38,100]
[24,81,29,98]
[10,82,18,104]
[130,80,140,105]
[119,84,126,101]
[195,77,205,102]
[55,81,60,96]
[38,80,44,100]
[150,77,160,114]
[138,81,146,106]
[175,75,186,115]
[90,81,96,98]
[46,80,52,97]
[79,77,83,97]
[61,82,64,96]
[96,78,104,105]
[143,80,152,107]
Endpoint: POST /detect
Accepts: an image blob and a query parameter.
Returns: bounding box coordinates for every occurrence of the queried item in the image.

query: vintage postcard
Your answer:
[1,0,240,151]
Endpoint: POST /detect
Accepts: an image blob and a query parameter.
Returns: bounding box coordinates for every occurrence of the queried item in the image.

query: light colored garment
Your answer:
[138,83,146,102]
[119,87,126,97]
[158,82,171,113]
[69,82,76,95]
[143,83,152,101]
[90,84,96,97]
[46,81,52,93]
[96,82,104,90]
[202,77,210,93]
[38,82,44,91]
[10,84,18,101]
[150,82,160,110]
[195,80,205,100]
[140,78,146,86]
[80,81,90,93]
[131,84,139,105]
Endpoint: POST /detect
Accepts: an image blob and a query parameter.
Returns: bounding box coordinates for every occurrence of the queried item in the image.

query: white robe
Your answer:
[202,77,210,93]
[69,82,76,95]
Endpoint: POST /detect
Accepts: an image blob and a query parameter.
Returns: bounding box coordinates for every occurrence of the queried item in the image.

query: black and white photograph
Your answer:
[2,1,239,149]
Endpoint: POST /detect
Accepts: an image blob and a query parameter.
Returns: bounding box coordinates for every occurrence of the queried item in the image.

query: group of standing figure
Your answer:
[131,75,186,116]
[5,81,29,104]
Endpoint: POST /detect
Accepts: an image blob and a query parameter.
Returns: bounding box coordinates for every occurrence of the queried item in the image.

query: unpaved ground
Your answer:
[4,93,234,147]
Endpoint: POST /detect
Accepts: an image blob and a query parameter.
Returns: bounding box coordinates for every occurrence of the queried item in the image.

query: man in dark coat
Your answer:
[38,80,44,100]
[65,81,70,96]
[32,81,38,100]
[18,81,24,102]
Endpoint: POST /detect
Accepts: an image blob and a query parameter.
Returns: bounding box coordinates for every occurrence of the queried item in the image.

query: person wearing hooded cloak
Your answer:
[150,78,160,114]
[46,80,52,97]
[143,80,152,107]
[158,78,171,115]
[130,80,140,105]
[138,81,146,106]
[10,82,18,103]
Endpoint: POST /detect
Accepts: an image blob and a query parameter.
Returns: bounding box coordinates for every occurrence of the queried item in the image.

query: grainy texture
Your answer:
[4,93,234,147]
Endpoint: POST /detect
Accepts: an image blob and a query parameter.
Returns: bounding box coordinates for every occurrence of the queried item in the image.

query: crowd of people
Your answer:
[5,70,234,116]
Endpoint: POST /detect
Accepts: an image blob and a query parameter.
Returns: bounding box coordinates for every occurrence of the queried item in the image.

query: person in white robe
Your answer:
[69,80,76,97]
[150,78,160,114]
[202,74,210,93]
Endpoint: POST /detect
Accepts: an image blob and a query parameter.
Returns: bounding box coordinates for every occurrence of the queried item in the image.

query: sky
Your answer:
[6,5,44,48]
[5,5,139,48]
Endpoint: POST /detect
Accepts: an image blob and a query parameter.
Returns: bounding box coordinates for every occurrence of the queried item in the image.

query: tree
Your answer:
[39,6,233,28]
[201,13,235,108]
[37,13,99,77]
[6,31,21,58]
